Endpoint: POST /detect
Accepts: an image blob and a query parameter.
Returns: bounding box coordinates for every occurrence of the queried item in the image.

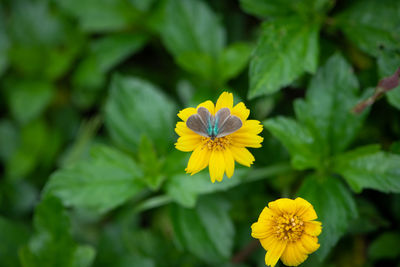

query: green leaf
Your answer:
[263,117,321,170]
[0,6,9,76]
[369,232,400,261]
[0,120,19,162]
[333,146,400,193]
[161,0,225,78]
[19,195,95,267]
[138,136,164,190]
[6,120,49,179]
[0,217,30,267]
[377,50,400,110]
[248,17,320,98]
[240,0,330,18]
[162,0,225,57]
[170,195,234,263]
[337,0,400,57]
[105,75,176,154]
[298,176,358,260]
[294,53,365,155]
[44,145,145,214]
[8,0,83,80]
[73,33,148,90]
[218,42,252,83]
[3,79,54,125]
[54,0,139,33]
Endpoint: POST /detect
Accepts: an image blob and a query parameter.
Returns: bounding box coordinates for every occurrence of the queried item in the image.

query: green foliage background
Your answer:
[0,0,400,266]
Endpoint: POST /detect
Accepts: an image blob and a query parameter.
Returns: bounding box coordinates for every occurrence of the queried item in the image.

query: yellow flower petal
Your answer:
[260,234,277,251]
[175,121,197,137]
[175,135,202,152]
[231,133,263,148]
[236,120,263,135]
[304,221,322,236]
[177,107,196,121]
[223,148,235,178]
[215,92,233,111]
[251,221,273,239]
[197,100,215,115]
[294,197,318,221]
[265,240,287,267]
[280,242,308,266]
[209,149,225,182]
[232,102,250,121]
[229,146,255,167]
[268,198,296,215]
[186,146,210,175]
[300,234,320,254]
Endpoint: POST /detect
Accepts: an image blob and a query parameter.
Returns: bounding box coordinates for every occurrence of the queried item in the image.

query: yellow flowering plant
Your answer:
[175,92,263,182]
[251,198,322,267]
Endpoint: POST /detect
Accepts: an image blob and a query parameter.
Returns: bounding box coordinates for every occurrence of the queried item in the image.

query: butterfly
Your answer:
[186,107,242,140]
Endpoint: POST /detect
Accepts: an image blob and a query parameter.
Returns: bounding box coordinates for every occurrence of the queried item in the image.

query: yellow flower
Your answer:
[251,198,322,267]
[174,92,263,183]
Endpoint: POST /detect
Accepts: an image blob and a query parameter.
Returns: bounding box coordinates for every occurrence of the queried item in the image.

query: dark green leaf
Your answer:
[54,0,139,33]
[248,17,320,98]
[44,145,145,214]
[171,195,234,263]
[105,75,176,154]
[377,50,400,110]
[333,146,400,193]
[4,79,54,125]
[369,232,400,261]
[73,33,148,89]
[337,0,400,57]
[298,176,358,260]
[0,120,19,162]
[240,0,330,18]
[0,217,30,267]
[0,6,9,76]
[263,117,321,170]
[218,42,252,83]
[19,195,95,267]
[294,53,365,155]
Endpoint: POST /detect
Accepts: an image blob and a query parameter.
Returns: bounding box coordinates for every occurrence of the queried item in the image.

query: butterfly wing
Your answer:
[186,107,212,137]
[216,114,242,138]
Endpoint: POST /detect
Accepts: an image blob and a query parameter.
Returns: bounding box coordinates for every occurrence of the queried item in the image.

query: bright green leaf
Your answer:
[263,117,321,170]
[294,53,366,155]
[337,0,400,57]
[138,136,165,190]
[105,75,176,154]
[161,0,225,78]
[369,232,400,261]
[170,195,234,263]
[19,195,95,267]
[298,176,358,260]
[248,17,320,98]
[44,145,145,214]
[333,146,400,193]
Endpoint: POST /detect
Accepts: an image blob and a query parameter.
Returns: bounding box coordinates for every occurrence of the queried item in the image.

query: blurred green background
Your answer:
[0,0,400,266]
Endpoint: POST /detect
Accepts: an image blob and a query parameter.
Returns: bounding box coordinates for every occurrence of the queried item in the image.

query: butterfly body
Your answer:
[186,107,242,140]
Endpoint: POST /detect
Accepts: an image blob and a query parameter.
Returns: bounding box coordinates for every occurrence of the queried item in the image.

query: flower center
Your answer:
[202,136,231,151]
[274,214,304,242]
